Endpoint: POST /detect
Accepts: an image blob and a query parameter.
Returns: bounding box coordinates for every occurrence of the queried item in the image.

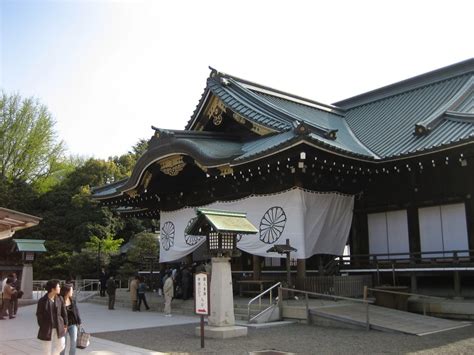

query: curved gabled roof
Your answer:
[341,68,474,158]
[195,73,375,159]
[93,59,474,200]
[196,59,474,160]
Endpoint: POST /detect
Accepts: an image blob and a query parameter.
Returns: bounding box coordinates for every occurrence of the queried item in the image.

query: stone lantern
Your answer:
[186,208,257,339]
[13,239,46,299]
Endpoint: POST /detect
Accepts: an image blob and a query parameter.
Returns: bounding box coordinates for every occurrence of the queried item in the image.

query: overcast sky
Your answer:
[1,0,473,159]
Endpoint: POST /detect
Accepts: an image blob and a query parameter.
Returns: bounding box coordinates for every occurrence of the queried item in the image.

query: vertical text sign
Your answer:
[194,272,209,315]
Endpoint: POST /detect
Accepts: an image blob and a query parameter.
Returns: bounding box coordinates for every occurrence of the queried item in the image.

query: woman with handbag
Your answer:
[59,284,81,355]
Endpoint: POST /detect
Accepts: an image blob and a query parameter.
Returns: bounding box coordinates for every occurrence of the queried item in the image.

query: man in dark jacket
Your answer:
[36,279,68,354]
[106,275,117,310]
[99,268,107,297]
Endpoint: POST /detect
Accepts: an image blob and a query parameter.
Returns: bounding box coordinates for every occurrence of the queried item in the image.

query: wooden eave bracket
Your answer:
[217,165,233,176]
[293,121,337,140]
[151,126,175,139]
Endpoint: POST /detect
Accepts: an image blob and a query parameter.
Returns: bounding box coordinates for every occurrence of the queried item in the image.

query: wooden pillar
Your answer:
[352,210,369,267]
[296,259,306,290]
[465,197,474,253]
[252,255,261,280]
[407,206,421,263]
[186,254,193,266]
[463,153,474,254]
[410,272,417,293]
[318,255,324,275]
[454,271,462,298]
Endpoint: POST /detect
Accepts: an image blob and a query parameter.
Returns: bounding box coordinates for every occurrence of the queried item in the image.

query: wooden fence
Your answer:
[302,275,372,297]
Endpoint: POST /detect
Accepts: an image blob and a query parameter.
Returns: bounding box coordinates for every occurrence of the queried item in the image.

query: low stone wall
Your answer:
[408,297,474,320]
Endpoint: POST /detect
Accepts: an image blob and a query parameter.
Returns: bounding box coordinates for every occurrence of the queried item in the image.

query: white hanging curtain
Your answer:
[159,188,354,263]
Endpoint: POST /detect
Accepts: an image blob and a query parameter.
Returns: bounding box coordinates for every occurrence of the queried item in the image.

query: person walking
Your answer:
[1,277,17,319]
[163,271,174,317]
[99,268,107,297]
[129,275,139,311]
[59,284,81,355]
[106,275,116,310]
[36,279,67,355]
[137,277,150,311]
[11,273,22,317]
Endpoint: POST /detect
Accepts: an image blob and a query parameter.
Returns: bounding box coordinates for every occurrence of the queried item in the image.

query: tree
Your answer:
[126,231,159,265]
[0,92,65,189]
[117,231,159,281]
[85,233,124,267]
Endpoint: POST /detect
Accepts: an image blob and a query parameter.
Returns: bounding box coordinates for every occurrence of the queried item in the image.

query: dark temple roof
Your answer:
[92,59,474,200]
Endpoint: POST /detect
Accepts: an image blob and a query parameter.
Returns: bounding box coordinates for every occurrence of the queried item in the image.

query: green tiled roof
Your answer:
[185,208,258,235]
[341,73,474,158]
[13,239,47,252]
[204,60,474,160]
[206,76,374,158]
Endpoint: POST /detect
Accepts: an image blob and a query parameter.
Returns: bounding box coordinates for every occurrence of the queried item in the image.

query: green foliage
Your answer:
[85,233,124,268]
[69,252,98,279]
[33,240,72,279]
[126,231,159,265]
[85,234,124,254]
[117,261,137,281]
[0,90,157,279]
[0,92,65,190]
[0,176,39,212]
[130,139,148,158]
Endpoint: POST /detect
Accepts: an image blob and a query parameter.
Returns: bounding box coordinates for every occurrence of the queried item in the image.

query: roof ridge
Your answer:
[334,58,474,109]
[151,126,242,141]
[210,77,337,139]
[209,67,342,114]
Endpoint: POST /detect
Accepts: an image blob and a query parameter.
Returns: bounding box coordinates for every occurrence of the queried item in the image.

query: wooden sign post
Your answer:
[194,272,210,348]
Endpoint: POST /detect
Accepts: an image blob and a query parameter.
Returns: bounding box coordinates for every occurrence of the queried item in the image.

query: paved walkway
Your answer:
[0,302,200,354]
[309,302,471,335]
[3,299,474,354]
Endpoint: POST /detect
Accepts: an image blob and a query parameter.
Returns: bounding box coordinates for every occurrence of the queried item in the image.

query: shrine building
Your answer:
[92,59,474,295]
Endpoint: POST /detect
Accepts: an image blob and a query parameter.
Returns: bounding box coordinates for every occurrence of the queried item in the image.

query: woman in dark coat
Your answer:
[36,279,68,355]
[59,284,81,355]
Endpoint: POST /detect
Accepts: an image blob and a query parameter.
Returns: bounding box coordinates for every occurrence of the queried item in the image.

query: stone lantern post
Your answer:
[186,208,258,339]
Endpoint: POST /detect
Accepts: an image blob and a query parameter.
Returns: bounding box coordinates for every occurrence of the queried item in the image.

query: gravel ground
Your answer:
[93,322,474,354]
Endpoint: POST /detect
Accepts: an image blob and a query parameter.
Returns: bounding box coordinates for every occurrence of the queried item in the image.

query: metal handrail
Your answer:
[247,282,281,322]
[278,286,373,330]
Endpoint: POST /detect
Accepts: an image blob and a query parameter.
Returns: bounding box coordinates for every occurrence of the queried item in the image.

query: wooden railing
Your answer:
[334,249,474,271]
[303,275,372,298]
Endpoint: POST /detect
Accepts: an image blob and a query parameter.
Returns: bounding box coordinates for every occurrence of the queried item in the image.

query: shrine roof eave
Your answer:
[91,133,244,200]
[0,208,42,240]
[92,127,474,201]
[91,131,377,201]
